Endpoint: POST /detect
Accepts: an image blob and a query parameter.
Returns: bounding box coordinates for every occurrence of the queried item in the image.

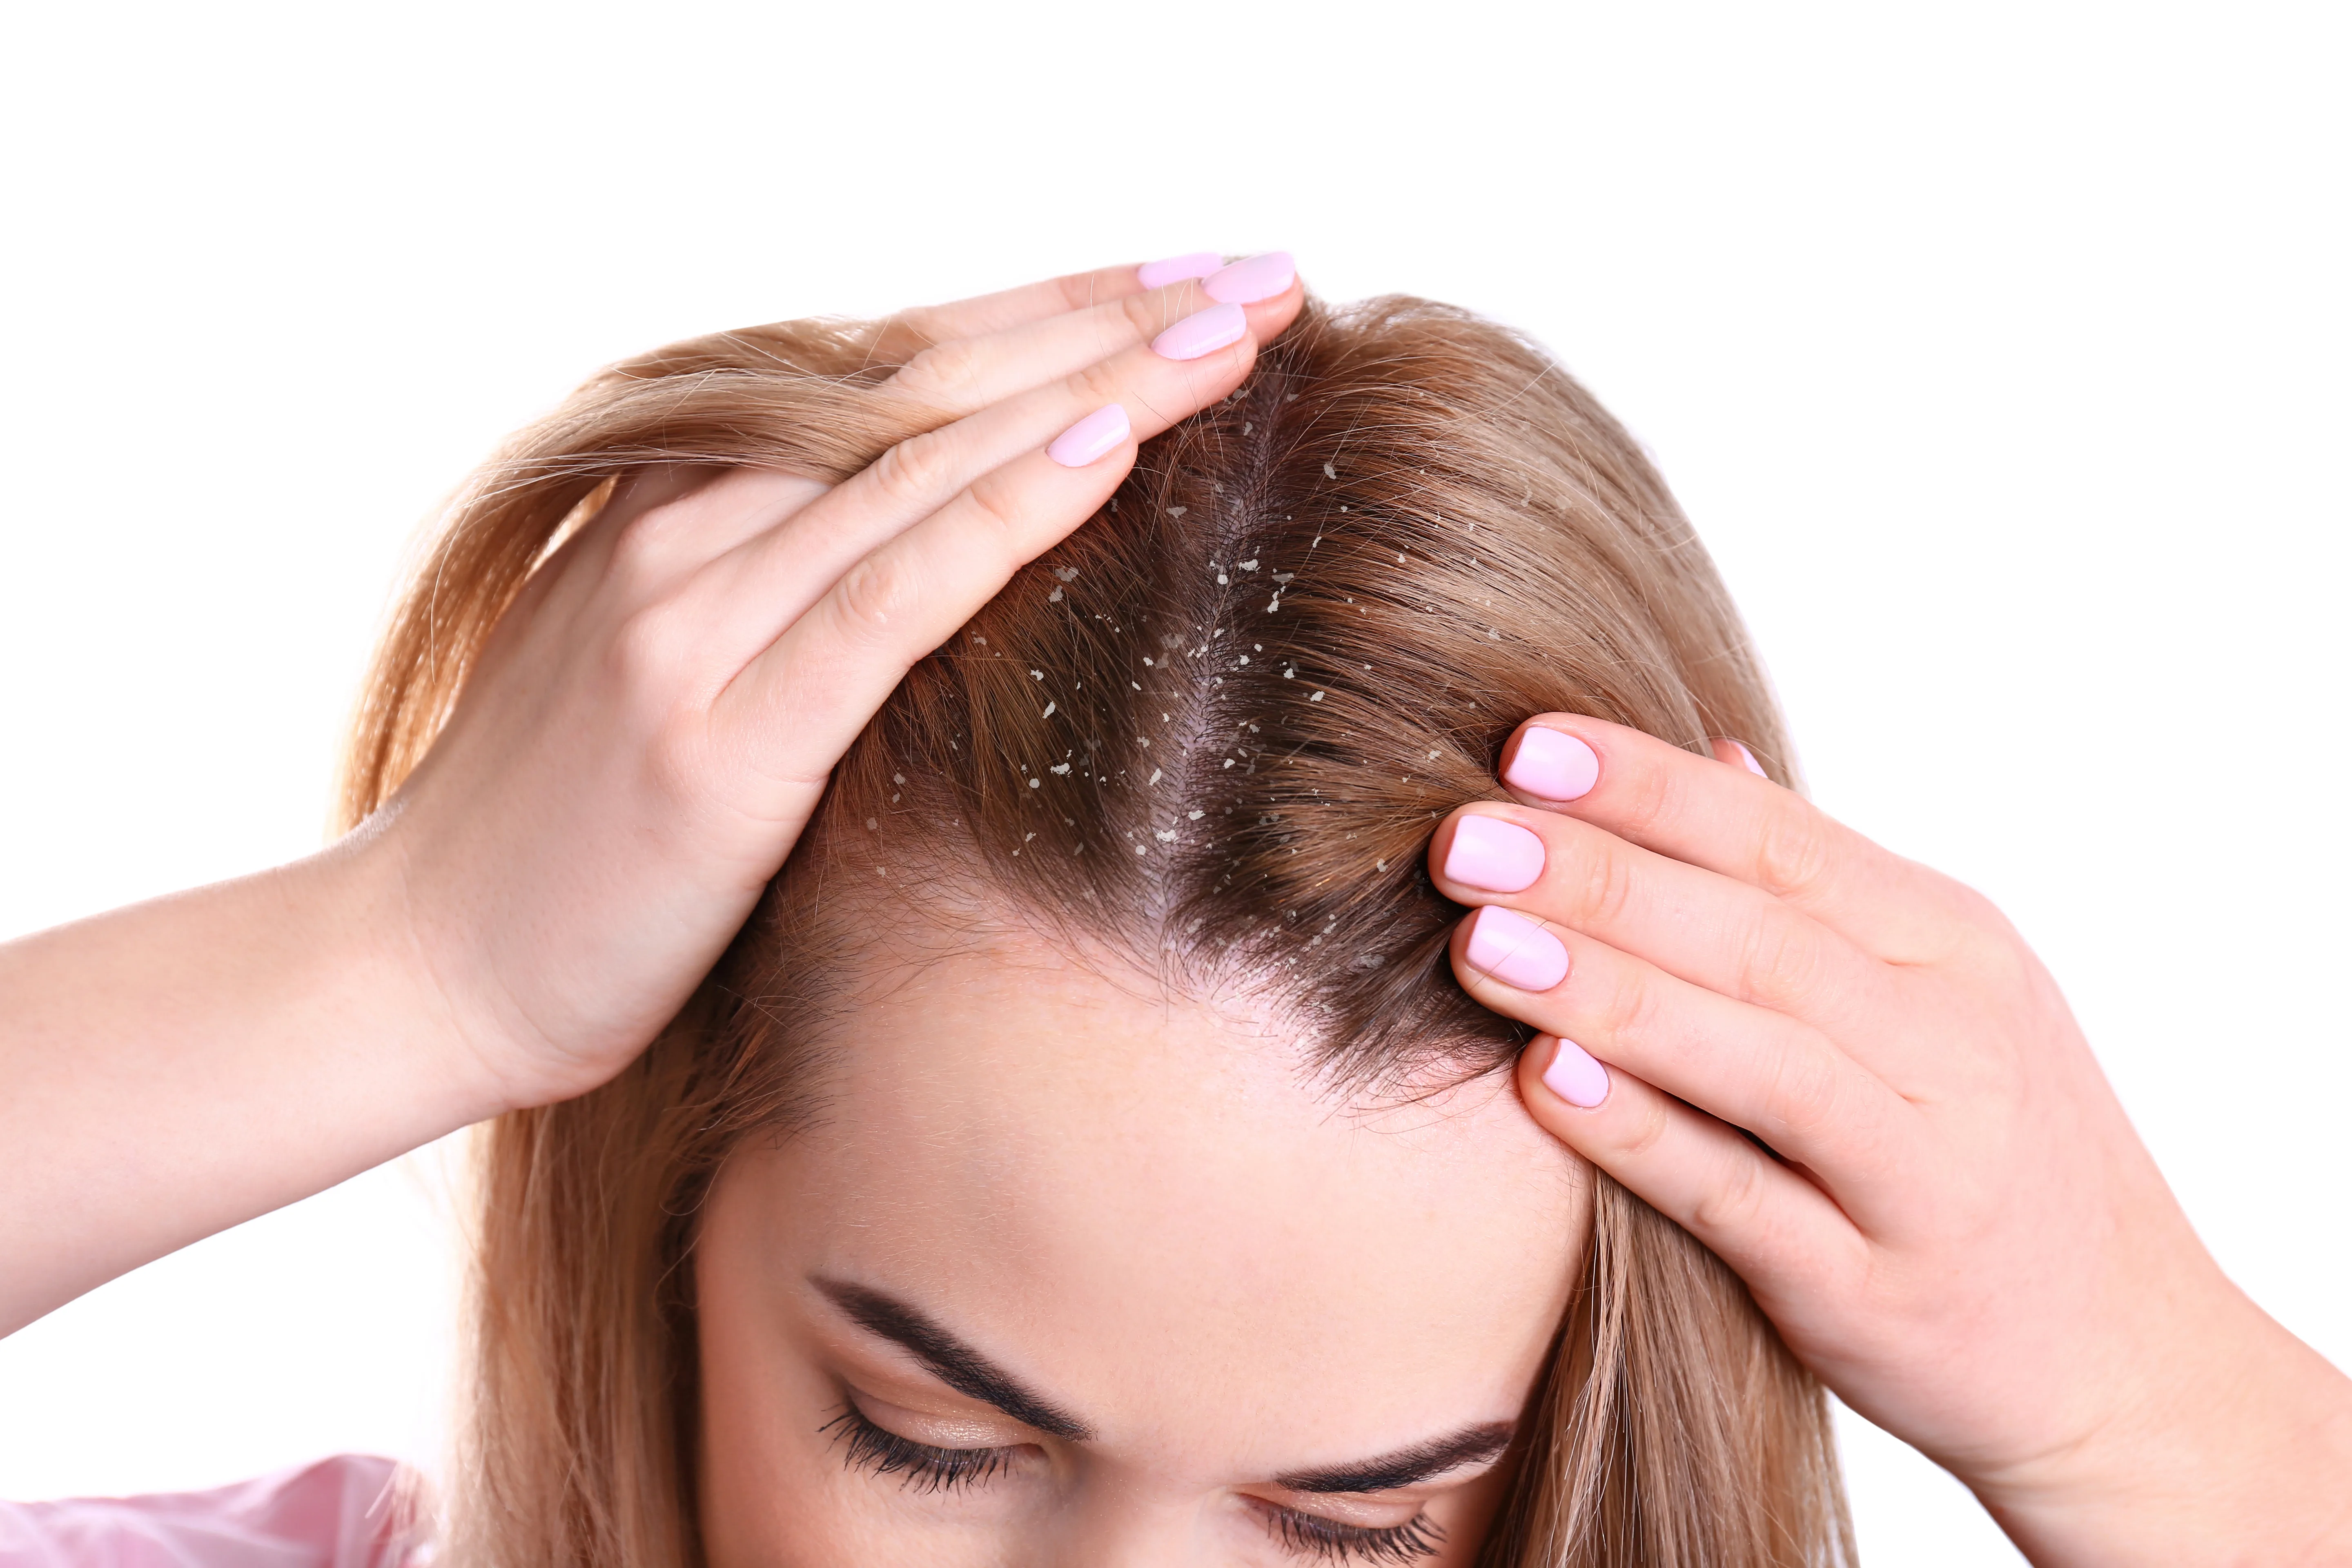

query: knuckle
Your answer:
[1588,957,1662,1047]
[1610,748,1679,838]
[1690,1146,1770,1237]
[891,337,987,405]
[829,553,916,644]
[1751,804,1836,901]
[1565,837,1642,931]
[866,432,956,513]
[1761,1037,1843,1140]
[608,598,697,688]
[1070,355,1127,407]
[1613,1094,1673,1163]
[962,472,1031,548]
[1735,909,1825,1005]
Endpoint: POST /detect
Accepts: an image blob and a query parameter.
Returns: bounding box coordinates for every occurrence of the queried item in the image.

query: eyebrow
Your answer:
[1275,1422,1518,1494]
[814,1279,1093,1441]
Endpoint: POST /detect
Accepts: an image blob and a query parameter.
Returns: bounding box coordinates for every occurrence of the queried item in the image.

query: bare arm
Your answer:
[0,254,1307,1336]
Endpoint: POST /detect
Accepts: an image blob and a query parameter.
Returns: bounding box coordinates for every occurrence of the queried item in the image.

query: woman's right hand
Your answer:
[0,256,1303,1334]
[360,256,1304,1117]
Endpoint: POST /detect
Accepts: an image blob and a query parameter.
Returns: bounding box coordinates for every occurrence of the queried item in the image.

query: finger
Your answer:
[713,431,1141,786]
[1512,1037,1865,1307]
[870,256,1219,361]
[879,265,1292,419]
[1447,902,1918,1218]
[1430,803,1904,1042]
[684,287,1298,673]
[1497,716,1983,964]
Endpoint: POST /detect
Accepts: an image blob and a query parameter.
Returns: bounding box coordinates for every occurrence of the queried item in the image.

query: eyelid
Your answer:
[849,1387,1033,1450]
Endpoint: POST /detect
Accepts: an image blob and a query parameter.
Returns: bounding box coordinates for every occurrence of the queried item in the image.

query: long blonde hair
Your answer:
[342,295,1854,1568]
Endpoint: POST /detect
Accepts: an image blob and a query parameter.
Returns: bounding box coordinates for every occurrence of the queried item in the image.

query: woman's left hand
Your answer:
[1428,716,2352,1568]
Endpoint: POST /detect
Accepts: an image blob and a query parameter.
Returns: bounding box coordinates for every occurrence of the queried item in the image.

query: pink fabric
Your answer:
[0,1456,423,1568]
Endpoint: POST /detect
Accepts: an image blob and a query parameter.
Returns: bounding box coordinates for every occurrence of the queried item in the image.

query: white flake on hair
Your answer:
[1131,681,1142,690]
[1143,656,1154,666]
[1042,702,1056,718]
[1238,559,1258,571]
[865,818,878,831]
[1148,768,1163,786]
[1028,778,1041,788]
[1217,573,1228,585]
[1168,506,1187,517]
[1031,670,1044,680]
[1053,566,1080,582]
[1134,844,1147,855]
[1050,762,1071,775]
[1025,831,1037,841]
[1282,667,1295,679]
[1241,421,1252,434]
[1376,860,1388,871]
[1156,829,1176,842]
[1048,586,1064,602]
[1188,810,1204,820]
[1322,462,1336,479]
[1310,691,1325,702]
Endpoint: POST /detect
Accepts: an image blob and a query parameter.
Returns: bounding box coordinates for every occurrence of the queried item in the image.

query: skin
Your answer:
[1436,721,2352,1566]
[1,258,2346,1564]
[694,935,1584,1567]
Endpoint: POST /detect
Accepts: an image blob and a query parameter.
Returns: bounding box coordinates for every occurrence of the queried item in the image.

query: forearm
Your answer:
[1980,1295,2352,1568]
[0,834,504,1335]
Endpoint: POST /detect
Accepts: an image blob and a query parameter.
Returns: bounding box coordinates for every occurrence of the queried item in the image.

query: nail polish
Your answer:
[1443,815,1545,893]
[1046,404,1131,467]
[1138,251,1222,289]
[1503,727,1600,802]
[1725,740,1768,777]
[1151,303,1248,361]
[1202,251,1296,305]
[1464,905,1569,992]
[1542,1038,1610,1108]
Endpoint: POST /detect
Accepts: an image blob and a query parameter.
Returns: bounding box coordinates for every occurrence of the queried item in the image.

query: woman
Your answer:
[3,256,2346,1567]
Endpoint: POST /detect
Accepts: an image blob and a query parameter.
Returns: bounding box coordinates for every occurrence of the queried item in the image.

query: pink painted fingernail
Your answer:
[1202,250,1296,305]
[1542,1038,1610,1109]
[1725,739,1768,777]
[1151,302,1249,361]
[1464,905,1570,993]
[1046,403,1131,467]
[1443,814,1546,893]
[1503,727,1600,802]
[1138,251,1223,289]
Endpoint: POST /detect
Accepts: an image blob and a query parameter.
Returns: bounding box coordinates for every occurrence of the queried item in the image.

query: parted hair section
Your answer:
[823,296,1788,1093]
[341,295,1850,1568]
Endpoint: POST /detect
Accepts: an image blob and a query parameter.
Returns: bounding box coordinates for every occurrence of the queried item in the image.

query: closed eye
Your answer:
[1256,1499,1446,1565]
[821,1403,1024,1494]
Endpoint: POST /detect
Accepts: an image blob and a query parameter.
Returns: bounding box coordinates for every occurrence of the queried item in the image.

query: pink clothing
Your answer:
[0,1457,422,1568]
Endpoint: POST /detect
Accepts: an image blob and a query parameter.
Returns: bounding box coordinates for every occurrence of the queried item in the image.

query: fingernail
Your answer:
[1542,1037,1610,1109]
[1464,905,1570,993]
[1443,815,1546,893]
[1502,727,1600,802]
[1151,302,1249,361]
[1202,250,1296,305]
[1725,739,1768,777]
[1138,251,1223,289]
[1046,403,1131,467]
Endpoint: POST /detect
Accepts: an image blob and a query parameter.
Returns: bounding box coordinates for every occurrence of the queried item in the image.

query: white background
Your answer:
[2,3,2345,1561]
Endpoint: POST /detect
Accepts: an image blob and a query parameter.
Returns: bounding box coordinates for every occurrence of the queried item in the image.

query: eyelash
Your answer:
[1265,1503,1447,1566]
[821,1404,1017,1494]
[824,1403,1444,1566]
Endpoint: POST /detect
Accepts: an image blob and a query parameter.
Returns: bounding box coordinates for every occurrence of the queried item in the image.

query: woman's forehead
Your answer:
[713,939,1587,1459]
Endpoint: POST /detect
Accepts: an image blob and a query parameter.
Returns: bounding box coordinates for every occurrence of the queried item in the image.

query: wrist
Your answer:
[308,807,536,1127]
[1969,1289,2352,1568]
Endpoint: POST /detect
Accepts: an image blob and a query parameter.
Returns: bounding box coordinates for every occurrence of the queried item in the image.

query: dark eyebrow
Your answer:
[814,1278,1092,1442]
[1275,1422,1518,1494]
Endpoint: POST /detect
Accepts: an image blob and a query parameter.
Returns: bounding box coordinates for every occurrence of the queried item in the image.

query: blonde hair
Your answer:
[342,295,1854,1568]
